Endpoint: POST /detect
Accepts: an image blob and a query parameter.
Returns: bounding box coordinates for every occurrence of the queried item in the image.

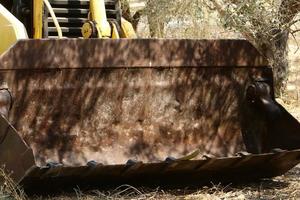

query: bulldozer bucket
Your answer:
[0,39,300,192]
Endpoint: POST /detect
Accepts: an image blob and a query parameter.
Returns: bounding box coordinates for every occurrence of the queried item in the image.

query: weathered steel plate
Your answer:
[20,149,300,193]
[0,39,271,167]
[0,68,273,165]
[0,39,267,69]
[0,115,35,182]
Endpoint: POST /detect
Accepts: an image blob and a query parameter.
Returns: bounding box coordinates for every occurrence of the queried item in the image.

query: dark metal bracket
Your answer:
[242,81,300,153]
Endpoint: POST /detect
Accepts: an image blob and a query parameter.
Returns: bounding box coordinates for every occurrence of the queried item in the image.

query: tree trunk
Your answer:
[120,0,144,31]
[120,0,132,22]
[272,30,289,94]
[120,0,166,37]
[146,0,165,38]
[271,0,300,93]
[148,15,165,38]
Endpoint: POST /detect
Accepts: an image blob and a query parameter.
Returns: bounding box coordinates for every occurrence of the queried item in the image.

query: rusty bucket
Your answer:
[0,39,299,192]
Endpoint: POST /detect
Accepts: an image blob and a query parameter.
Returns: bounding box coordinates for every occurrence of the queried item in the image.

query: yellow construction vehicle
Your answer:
[0,0,300,194]
[0,0,136,54]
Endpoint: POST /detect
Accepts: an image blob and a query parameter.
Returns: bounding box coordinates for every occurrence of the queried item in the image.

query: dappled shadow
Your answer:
[0,39,269,166]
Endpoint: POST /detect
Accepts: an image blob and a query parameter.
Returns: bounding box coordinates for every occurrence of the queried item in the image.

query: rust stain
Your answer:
[0,39,299,190]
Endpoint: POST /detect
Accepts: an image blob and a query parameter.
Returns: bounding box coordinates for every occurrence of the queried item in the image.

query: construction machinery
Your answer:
[0,0,300,193]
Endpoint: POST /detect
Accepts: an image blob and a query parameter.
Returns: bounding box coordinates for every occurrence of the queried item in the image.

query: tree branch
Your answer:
[279,0,300,25]
[291,29,300,34]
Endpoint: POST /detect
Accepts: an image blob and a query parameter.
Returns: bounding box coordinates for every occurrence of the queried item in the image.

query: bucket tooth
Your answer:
[236,151,251,157]
[125,159,140,166]
[164,157,177,163]
[122,160,143,175]
[87,160,98,167]
[202,154,216,160]
[271,148,286,153]
[46,162,63,168]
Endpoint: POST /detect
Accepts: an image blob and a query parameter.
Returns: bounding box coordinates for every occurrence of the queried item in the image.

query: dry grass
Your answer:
[0,168,27,200]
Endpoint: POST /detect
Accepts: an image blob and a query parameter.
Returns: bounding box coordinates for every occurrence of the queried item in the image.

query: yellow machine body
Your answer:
[89,0,111,38]
[33,0,43,39]
[31,0,136,40]
[0,4,28,54]
[0,0,136,49]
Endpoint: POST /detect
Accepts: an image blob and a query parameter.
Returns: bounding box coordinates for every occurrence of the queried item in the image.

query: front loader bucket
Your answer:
[0,39,300,192]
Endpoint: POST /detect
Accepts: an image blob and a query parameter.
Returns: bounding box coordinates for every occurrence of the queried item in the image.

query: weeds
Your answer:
[0,168,26,200]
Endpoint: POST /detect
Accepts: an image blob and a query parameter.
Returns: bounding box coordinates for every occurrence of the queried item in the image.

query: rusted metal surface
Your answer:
[0,39,268,69]
[20,149,300,193]
[0,39,299,190]
[0,39,272,168]
[0,114,35,182]
[0,68,273,166]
